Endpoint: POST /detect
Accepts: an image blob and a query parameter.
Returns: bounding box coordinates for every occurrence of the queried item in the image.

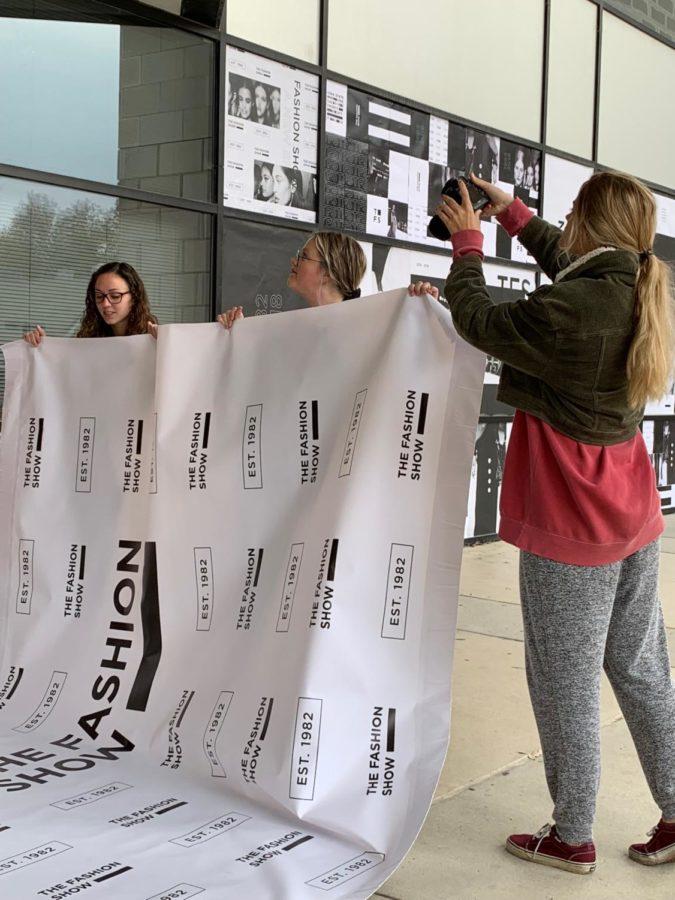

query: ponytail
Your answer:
[312,232,367,302]
[562,171,674,410]
[626,252,674,409]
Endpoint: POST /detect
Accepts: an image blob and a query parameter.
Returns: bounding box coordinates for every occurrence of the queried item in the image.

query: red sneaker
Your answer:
[629,820,675,866]
[506,824,597,874]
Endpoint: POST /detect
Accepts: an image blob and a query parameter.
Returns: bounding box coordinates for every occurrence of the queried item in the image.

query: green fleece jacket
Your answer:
[444,215,643,445]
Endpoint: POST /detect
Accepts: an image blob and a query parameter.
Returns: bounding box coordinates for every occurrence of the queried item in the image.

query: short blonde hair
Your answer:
[313,232,367,300]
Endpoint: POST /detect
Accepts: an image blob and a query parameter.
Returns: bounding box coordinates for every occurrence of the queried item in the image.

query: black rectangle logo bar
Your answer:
[311,401,319,441]
[284,835,314,852]
[126,543,161,712]
[78,545,86,582]
[202,412,211,449]
[155,801,187,816]
[94,866,132,883]
[253,549,264,588]
[327,540,339,582]
[135,419,144,456]
[417,392,429,435]
[386,708,396,753]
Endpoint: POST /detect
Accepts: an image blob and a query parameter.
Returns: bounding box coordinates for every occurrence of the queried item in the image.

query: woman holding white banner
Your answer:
[435,172,675,874]
[218,231,369,326]
[218,231,441,328]
[23,261,158,345]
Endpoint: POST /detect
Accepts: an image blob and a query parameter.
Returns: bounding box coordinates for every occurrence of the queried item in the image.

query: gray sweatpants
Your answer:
[520,539,675,844]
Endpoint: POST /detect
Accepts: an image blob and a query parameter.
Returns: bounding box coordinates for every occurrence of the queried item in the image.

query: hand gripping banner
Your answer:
[0,290,483,899]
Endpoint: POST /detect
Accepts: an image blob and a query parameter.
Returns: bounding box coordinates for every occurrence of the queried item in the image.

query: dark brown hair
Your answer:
[77,261,157,338]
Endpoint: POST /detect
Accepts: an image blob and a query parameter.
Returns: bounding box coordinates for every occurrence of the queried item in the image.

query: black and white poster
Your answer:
[225,47,319,222]
[655,191,675,265]
[542,154,594,233]
[465,420,512,540]
[221,219,313,317]
[494,139,541,264]
[642,419,675,512]
[324,80,539,262]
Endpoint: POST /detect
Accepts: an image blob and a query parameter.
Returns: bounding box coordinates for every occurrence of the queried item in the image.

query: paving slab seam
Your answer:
[456,627,523,644]
[432,752,537,804]
[460,593,519,605]
[433,713,626,806]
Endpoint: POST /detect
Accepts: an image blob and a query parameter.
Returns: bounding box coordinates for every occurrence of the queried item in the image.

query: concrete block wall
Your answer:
[116,197,212,323]
[604,0,675,41]
[118,27,213,202]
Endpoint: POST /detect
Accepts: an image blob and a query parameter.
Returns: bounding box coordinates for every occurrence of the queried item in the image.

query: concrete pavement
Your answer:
[374,517,675,899]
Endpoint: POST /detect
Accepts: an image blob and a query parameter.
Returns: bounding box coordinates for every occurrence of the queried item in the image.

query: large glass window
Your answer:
[328,0,545,143]
[598,12,675,188]
[226,0,321,65]
[546,0,597,159]
[0,177,212,405]
[222,219,313,317]
[0,16,215,201]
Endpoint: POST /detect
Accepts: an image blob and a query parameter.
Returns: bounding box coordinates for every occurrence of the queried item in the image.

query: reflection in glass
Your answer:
[0,177,212,406]
[0,17,214,201]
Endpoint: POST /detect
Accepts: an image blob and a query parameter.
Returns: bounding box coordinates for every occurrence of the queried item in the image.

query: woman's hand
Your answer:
[435,179,483,236]
[407,282,440,301]
[469,173,513,218]
[23,325,45,347]
[217,307,244,330]
[147,322,158,340]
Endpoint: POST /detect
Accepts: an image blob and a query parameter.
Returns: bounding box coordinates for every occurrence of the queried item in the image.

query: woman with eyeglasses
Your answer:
[218,232,368,328]
[23,261,157,346]
[219,232,443,328]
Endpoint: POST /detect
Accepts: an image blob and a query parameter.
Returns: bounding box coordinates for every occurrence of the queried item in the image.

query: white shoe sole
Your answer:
[506,839,596,874]
[629,845,675,866]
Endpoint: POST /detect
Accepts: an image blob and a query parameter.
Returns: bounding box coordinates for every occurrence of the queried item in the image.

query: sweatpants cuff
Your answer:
[555,822,594,845]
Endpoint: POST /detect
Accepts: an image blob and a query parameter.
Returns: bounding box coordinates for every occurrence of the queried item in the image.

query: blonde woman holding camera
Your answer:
[436,171,675,874]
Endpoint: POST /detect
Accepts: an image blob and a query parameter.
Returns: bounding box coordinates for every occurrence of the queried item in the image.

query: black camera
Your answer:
[428,176,491,241]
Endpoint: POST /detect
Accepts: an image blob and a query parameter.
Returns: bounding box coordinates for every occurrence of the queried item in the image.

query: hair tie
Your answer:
[639,248,654,262]
[344,288,361,300]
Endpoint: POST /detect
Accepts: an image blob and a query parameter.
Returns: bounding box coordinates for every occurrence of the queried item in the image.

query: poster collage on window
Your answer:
[221,49,675,538]
[323,80,540,262]
[222,48,541,258]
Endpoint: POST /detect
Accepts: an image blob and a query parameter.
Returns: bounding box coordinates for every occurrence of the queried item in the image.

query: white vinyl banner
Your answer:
[0,290,483,899]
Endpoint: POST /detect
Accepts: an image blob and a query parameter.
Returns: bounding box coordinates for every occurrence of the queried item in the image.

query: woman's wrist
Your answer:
[451,229,484,260]
[496,197,534,237]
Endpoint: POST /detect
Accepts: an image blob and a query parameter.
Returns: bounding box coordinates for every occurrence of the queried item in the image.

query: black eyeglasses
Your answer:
[95,290,130,306]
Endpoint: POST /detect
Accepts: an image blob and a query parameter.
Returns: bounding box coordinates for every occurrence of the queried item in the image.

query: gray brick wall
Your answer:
[118,28,213,202]
[117,28,213,321]
[116,198,212,322]
[604,0,675,42]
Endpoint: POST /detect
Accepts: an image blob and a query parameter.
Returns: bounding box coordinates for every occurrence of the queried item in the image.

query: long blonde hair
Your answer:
[313,232,367,300]
[560,171,674,409]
